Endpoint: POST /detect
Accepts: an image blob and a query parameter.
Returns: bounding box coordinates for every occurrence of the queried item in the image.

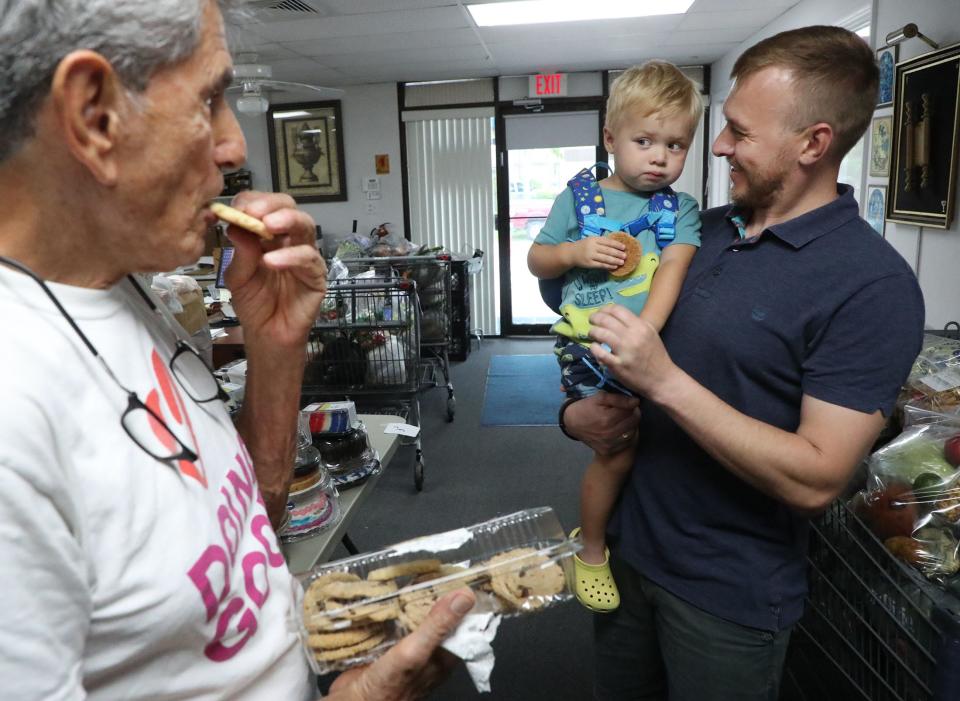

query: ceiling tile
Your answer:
[321,44,491,69]
[281,28,478,57]
[337,59,495,84]
[265,57,345,83]
[677,6,790,31]
[688,0,798,11]
[477,14,684,43]
[243,6,467,43]
[310,0,458,14]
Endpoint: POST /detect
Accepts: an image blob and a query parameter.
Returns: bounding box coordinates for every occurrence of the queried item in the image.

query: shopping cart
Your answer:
[790,499,960,700]
[341,255,456,422]
[300,277,427,490]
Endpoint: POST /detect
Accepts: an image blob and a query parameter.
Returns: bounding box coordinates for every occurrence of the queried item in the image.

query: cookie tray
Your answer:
[291,506,580,674]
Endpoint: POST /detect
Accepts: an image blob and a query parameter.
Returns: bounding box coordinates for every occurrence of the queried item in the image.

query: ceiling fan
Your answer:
[227,54,344,116]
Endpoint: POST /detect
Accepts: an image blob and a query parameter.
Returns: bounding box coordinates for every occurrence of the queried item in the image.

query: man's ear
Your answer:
[50,50,127,186]
[798,122,834,165]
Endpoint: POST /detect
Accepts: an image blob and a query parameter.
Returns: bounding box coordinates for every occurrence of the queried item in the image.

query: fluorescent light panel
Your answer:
[467,0,695,26]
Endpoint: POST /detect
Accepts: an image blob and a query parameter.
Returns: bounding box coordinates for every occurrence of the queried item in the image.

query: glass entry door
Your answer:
[499,109,601,335]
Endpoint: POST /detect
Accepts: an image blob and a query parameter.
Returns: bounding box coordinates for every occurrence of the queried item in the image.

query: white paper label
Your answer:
[390,528,473,555]
[919,368,960,392]
[384,422,420,437]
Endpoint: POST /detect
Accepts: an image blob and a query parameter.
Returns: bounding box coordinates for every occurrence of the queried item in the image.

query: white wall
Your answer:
[707,0,960,328]
[233,82,405,253]
[874,0,960,328]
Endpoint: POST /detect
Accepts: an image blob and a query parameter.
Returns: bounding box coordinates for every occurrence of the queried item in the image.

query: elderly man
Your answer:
[559,26,925,700]
[0,1,472,699]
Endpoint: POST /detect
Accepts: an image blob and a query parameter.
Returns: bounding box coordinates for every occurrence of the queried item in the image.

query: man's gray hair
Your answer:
[0,0,240,163]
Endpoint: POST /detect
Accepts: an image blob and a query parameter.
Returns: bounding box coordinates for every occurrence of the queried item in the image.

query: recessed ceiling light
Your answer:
[467,0,695,27]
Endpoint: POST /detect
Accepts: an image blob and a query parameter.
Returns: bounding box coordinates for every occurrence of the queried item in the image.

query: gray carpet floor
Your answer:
[328,337,597,700]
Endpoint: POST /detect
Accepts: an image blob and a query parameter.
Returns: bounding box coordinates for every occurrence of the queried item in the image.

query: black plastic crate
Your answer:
[796,500,960,700]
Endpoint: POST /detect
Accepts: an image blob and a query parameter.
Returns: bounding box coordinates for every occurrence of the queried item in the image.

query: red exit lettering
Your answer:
[535,73,563,96]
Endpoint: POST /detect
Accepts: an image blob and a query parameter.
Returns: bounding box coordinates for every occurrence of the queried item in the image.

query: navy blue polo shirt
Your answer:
[608,185,925,632]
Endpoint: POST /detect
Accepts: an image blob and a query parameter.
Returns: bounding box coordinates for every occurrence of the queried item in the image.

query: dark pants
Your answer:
[594,555,792,701]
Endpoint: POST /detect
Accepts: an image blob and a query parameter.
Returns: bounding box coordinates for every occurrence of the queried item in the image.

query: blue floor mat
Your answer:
[480,354,561,426]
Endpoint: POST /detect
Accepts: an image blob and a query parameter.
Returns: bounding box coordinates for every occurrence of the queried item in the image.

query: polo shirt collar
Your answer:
[724,184,860,249]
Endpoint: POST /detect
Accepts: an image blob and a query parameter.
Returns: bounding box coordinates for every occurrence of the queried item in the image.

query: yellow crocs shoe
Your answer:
[570,528,620,612]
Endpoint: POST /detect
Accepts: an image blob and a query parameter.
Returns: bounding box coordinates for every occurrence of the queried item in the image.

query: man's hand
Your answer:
[571,237,626,271]
[563,391,641,455]
[222,191,326,349]
[588,305,679,401]
[327,589,476,701]
[221,191,326,526]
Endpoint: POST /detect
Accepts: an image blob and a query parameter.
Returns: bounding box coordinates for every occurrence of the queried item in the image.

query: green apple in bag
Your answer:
[870,426,957,483]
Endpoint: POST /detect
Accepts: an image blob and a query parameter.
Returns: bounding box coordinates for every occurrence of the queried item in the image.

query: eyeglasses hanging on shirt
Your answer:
[0,256,227,467]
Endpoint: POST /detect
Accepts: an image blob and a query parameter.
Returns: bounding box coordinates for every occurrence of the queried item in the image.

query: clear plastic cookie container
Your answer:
[291,506,579,674]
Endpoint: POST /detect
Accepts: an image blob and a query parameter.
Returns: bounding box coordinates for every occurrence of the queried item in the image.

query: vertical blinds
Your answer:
[403,108,498,335]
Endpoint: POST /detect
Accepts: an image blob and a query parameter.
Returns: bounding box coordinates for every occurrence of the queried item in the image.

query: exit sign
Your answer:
[529,73,567,97]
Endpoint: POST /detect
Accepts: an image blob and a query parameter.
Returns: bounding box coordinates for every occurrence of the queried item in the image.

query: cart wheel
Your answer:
[446,395,456,422]
[414,457,425,492]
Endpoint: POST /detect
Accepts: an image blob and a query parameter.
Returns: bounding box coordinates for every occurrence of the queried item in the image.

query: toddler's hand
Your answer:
[572,237,626,270]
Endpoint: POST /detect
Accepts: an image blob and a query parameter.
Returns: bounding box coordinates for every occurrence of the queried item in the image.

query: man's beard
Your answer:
[729,160,784,211]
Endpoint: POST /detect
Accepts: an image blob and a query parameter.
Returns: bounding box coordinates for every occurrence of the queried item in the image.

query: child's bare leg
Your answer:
[578,438,637,564]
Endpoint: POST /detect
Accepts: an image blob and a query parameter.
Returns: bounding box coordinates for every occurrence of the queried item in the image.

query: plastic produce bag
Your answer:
[851,416,960,590]
[365,333,408,386]
[368,223,418,257]
[152,273,212,368]
[885,527,960,579]
[151,274,183,314]
[334,234,375,259]
[897,334,960,421]
[869,422,960,484]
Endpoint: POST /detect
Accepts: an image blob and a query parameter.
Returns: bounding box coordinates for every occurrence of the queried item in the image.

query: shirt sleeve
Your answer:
[669,193,702,248]
[0,401,89,699]
[535,189,578,246]
[802,272,925,416]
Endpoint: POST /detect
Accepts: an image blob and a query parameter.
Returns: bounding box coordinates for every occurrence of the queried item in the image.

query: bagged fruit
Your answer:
[885,527,960,580]
[897,334,960,421]
[868,422,959,484]
[851,417,960,596]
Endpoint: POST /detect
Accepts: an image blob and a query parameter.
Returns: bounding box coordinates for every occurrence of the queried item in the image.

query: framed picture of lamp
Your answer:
[267,100,347,203]
[887,44,960,229]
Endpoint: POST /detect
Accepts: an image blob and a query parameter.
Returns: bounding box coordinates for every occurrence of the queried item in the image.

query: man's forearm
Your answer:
[236,340,307,529]
[649,370,872,512]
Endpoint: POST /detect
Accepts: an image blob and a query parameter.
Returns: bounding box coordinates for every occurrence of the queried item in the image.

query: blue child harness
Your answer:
[564,163,680,395]
[567,163,678,247]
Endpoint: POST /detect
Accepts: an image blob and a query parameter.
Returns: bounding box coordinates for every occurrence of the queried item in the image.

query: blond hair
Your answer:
[605,61,703,134]
[731,25,878,161]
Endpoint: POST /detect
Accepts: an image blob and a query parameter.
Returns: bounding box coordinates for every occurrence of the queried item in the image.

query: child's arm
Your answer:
[527,238,627,279]
[638,243,697,331]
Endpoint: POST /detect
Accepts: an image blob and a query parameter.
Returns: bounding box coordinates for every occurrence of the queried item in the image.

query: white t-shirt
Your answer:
[0,268,314,701]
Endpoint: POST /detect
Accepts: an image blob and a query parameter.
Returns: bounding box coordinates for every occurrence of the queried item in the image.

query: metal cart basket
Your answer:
[794,499,960,700]
[341,255,456,422]
[301,277,427,490]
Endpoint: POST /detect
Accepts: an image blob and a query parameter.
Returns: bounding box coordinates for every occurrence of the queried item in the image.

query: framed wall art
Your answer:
[267,101,347,203]
[869,114,893,177]
[876,45,898,108]
[865,185,887,236]
[887,44,960,229]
